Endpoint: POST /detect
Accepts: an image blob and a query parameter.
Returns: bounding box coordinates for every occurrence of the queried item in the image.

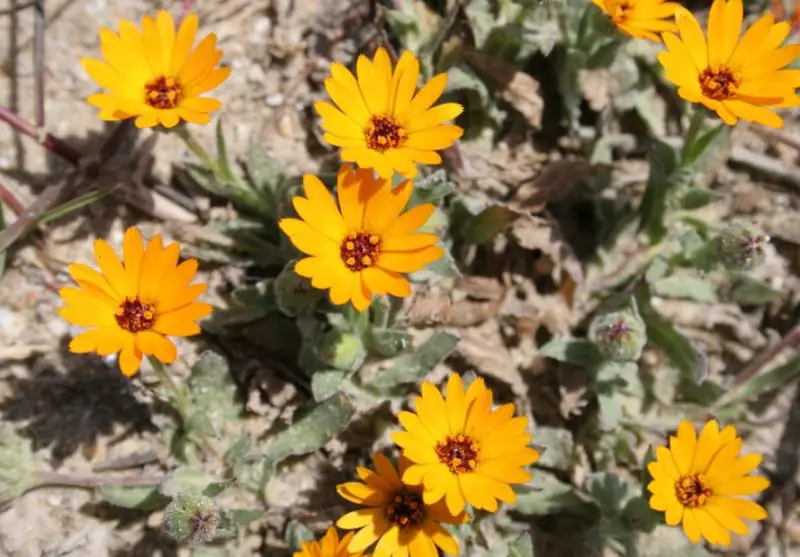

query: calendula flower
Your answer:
[59,227,212,376]
[82,10,229,128]
[592,0,679,41]
[647,419,770,546]
[279,165,443,312]
[337,453,464,556]
[391,373,540,515]
[294,527,366,557]
[658,0,800,128]
[315,48,463,179]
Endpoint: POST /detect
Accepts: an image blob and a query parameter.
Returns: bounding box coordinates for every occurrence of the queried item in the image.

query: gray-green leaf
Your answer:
[97,485,169,511]
[539,339,603,367]
[652,276,718,303]
[509,532,535,557]
[369,332,459,390]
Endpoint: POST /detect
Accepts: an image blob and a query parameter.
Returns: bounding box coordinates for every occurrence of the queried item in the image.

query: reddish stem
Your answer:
[0,181,26,215]
[0,106,82,164]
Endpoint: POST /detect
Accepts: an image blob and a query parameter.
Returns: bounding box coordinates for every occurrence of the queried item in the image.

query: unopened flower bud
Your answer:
[589,311,647,362]
[163,491,220,546]
[274,263,323,317]
[314,330,366,371]
[715,222,769,272]
[0,426,36,507]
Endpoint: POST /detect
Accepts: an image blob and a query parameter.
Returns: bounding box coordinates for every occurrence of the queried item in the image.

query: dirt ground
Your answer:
[1,0,800,556]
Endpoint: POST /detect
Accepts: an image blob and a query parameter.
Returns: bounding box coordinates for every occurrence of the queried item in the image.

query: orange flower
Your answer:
[59,227,212,376]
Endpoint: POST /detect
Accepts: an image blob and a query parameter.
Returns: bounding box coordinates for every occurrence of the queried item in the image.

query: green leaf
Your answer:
[638,293,707,384]
[638,140,679,242]
[97,485,169,511]
[509,532,535,557]
[223,508,264,526]
[586,472,636,514]
[722,356,800,407]
[730,275,781,306]
[651,276,718,303]
[534,427,575,471]
[539,339,604,367]
[311,369,350,401]
[597,391,623,431]
[681,123,729,172]
[215,119,236,182]
[679,188,720,210]
[514,472,588,516]
[224,434,252,472]
[367,329,413,358]
[36,187,115,227]
[409,170,454,208]
[460,204,516,245]
[246,140,287,196]
[369,332,459,390]
[160,467,214,497]
[186,412,218,438]
[586,39,622,68]
[188,351,241,421]
[623,496,660,533]
[261,393,353,492]
[285,520,315,551]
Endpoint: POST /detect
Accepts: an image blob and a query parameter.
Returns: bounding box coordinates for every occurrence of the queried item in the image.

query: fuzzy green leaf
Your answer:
[533,427,575,471]
[188,351,241,422]
[369,332,459,390]
[367,329,414,358]
[285,520,315,551]
[730,275,781,306]
[311,369,351,401]
[461,204,516,245]
[652,275,718,303]
[261,393,353,490]
[509,532,535,557]
[409,170,454,208]
[723,357,800,407]
[638,140,679,242]
[514,472,588,516]
[586,472,636,514]
[681,123,729,172]
[223,508,264,526]
[539,339,604,367]
[97,485,169,511]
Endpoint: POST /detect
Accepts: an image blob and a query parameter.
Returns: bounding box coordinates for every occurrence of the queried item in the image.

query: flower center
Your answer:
[340,232,380,272]
[699,67,739,100]
[609,0,633,24]
[115,297,156,333]
[386,490,425,528]
[435,434,479,474]
[365,114,407,153]
[675,474,713,508]
[144,76,182,109]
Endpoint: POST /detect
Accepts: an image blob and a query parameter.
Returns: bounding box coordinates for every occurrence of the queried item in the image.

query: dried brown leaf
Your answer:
[454,276,505,301]
[407,292,501,327]
[512,159,609,213]
[510,215,585,286]
[462,50,543,129]
[457,322,527,398]
[577,68,612,111]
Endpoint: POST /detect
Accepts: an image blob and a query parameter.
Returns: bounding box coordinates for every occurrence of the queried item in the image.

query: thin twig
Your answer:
[33,0,45,127]
[0,181,26,215]
[34,470,162,489]
[0,106,81,164]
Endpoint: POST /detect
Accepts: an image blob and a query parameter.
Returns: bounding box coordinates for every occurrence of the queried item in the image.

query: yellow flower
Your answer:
[658,0,800,128]
[315,48,463,179]
[59,227,212,376]
[293,527,367,557]
[336,453,465,556]
[391,373,540,516]
[647,419,770,547]
[278,164,443,312]
[592,0,679,41]
[82,11,230,128]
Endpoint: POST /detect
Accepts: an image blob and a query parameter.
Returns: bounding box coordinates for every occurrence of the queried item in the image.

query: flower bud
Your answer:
[715,222,769,272]
[163,491,220,546]
[314,330,366,371]
[589,311,647,362]
[274,263,323,317]
[0,426,37,507]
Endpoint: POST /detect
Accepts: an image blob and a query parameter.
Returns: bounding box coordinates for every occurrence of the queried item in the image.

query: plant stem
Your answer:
[173,124,220,175]
[149,356,189,419]
[34,470,162,489]
[681,108,706,162]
